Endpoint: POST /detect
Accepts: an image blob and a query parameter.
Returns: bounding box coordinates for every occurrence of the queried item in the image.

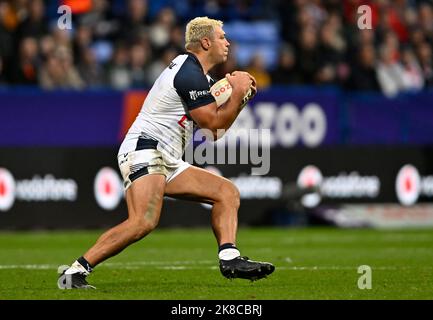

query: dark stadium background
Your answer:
[1,0,433,229]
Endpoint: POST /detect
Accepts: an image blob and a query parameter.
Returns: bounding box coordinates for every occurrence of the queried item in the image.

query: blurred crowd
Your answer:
[0,0,432,97]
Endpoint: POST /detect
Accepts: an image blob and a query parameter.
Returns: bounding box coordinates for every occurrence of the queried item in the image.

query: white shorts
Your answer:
[117,137,190,190]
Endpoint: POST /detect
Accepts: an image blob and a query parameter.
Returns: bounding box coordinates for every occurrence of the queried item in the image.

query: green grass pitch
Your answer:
[0,227,432,300]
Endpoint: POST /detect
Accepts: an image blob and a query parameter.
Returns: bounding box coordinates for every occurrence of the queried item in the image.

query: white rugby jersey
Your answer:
[118,53,216,160]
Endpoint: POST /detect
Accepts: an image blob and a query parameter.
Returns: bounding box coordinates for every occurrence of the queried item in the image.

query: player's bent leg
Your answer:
[58,174,166,289]
[165,166,239,245]
[165,166,274,281]
[83,174,166,266]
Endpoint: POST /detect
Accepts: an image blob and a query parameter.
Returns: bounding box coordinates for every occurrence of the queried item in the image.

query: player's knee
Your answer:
[220,181,240,209]
[131,216,159,241]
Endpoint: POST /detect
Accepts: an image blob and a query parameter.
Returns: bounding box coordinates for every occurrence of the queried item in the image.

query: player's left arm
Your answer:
[189,72,252,140]
[175,68,252,140]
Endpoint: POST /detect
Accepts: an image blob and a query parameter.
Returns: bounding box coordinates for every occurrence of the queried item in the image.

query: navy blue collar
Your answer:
[186,51,204,72]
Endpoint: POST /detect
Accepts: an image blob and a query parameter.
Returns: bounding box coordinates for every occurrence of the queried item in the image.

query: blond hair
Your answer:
[185,17,223,50]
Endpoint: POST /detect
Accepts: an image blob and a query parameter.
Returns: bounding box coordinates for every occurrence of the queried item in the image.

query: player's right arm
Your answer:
[189,72,252,140]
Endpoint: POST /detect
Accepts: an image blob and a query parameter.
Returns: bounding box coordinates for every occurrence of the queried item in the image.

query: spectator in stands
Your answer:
[303,0,328,29]
[39,54,65,89]
[169,23,186,52]
[297,2,317,31]
[145,46,178,85]
[51,27,73,50]
[381,30,401,62]
[148,7,176,53]
[117,0,150,43]
[1,0,433,94]
[376,0,410,44]
[12,0,30,24]
[39,46,85,90]
[346,28,376,68]
[229,0,264,21]
[72,24,94,67]
[409,27,427,49]
[277,0,300,45]
[317,18,347,84]
[0,0,19,33]
[347,44,380,92]
[14,0,48,40]
[270,44,301,85]
[245,52,271,89]
[295,25,321,84]
[376,44,406,97]
[105,42,132,90]
[358,28,376,47]
[319,21,344,63]
[193,0,231,21]
[78,47,106,88]
[418,2,433,41]
[129,42,151,88]
[402,2,419,30]
[0,0,13,72]
[78,0,118,41]
[416,41,433,87]
[400,46,424,92]
[0,55,5,84]
[9,36,39,85]
[39,34,55,60]
[315,63,337,85]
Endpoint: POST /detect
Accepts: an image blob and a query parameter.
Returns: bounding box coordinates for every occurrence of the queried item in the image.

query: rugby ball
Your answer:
[210,78,232,106]
[210,78,252,107]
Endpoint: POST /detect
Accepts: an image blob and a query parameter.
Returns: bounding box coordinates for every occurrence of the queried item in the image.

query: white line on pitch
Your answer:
[0,263,431,271]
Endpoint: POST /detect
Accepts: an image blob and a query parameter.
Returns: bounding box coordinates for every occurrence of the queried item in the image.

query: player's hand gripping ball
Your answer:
[210,77,253,108]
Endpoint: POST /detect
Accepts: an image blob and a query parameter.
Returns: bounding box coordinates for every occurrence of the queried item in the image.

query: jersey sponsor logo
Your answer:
[297,165,380,208]
[189,90,210,101]
[94,167,123,210]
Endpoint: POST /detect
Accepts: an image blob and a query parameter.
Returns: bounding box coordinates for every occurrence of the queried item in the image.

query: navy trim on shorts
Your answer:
[128,137,163,184]
[129,167,150,183]
[136,137,158,150]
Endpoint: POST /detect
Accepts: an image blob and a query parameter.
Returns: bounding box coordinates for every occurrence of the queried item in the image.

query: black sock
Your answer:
[218,243,238,253]
[77,256,93,273]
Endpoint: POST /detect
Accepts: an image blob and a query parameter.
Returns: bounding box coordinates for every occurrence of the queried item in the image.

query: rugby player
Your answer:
[58,16,274,289]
